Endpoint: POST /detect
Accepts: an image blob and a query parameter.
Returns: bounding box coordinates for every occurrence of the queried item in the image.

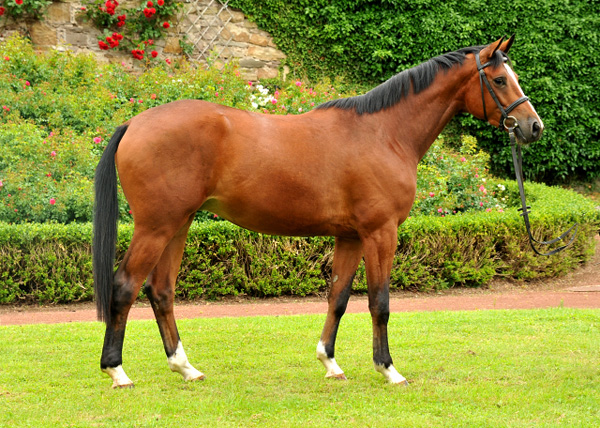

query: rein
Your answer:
[476,53,578,256]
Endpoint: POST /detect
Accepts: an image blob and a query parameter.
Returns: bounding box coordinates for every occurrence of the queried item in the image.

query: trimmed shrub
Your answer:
[1,182,598,304]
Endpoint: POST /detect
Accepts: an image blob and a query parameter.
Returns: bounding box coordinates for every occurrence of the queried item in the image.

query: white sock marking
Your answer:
[102,365,134,388]
[316,341,345,378]
[168,341,205,381]
[375,363,408,385]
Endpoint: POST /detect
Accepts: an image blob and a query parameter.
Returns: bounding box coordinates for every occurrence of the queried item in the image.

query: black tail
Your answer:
[93,125,128,324]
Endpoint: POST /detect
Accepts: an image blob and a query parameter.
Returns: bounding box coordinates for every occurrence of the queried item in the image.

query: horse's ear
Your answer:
[503,34,516,54]
[480,37,506,61]
[492,36,506,56]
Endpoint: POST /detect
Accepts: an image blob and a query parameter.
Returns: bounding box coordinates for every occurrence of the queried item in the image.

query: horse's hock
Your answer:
[2,0,285,81]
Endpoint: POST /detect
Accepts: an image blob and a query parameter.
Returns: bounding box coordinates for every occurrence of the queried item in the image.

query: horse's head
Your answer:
[465,36,544,144]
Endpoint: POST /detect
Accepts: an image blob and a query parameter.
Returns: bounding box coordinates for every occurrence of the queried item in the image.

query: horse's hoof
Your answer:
[188,373,206,382]
[112,381,134,389]
[326,372,347,380]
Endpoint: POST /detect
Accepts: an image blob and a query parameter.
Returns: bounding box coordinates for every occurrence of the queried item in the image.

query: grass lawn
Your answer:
[0,308,598,427]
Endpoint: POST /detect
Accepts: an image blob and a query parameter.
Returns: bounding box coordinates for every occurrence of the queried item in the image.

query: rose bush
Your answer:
[83,0,180,64]
[0,0,50,21]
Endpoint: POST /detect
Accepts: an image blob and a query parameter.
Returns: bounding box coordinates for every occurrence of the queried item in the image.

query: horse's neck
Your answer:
[380,66,470,162]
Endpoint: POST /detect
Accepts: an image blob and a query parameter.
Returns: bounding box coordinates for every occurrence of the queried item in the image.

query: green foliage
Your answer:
[230,0,600,182]
[1,183,598,304]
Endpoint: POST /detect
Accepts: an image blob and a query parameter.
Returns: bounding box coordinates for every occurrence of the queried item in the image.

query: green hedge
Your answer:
[230,0,600,182]
[1,182,598,305]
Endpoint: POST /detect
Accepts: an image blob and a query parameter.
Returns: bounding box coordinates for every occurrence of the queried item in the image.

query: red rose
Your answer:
[15,0,23,5]
[106,37,119,48]
[147,1,153,6]
[163,21,170,29]
[98,41,109,50]
[0,7,5,15]
[131,49,145,60]
[157,0,164,5]
[151,50,158,58]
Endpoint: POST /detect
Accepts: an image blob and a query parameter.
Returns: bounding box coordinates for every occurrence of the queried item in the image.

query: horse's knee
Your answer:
[144,282,174,311]
[369,299,390,326]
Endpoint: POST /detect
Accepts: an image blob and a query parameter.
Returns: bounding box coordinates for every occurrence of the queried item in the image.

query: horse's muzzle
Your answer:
[513,117,544,144]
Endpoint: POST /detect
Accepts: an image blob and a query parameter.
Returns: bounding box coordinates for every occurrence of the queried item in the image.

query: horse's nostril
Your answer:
[532,121,541,139]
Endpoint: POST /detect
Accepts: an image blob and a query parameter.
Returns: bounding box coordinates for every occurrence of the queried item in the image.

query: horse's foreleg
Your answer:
[317,237,363,380]
[100,232,170,388]
[145,219,204,382]
[362,228,408,385]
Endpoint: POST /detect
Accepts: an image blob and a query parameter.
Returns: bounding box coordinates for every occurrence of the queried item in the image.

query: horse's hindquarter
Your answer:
[117,100,417,237]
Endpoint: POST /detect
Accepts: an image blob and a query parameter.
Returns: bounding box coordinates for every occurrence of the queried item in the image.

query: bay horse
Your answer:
[93,36,543,388]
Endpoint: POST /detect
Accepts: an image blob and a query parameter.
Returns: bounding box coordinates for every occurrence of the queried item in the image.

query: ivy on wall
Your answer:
[230,0,600,183]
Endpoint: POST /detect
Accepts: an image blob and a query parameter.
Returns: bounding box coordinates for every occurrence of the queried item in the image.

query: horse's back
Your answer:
[115,99,414,237]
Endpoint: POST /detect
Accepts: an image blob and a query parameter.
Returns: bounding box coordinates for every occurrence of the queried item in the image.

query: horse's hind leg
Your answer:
[144,217,204,382]
[100,229,173,388]
[317,237,363,380]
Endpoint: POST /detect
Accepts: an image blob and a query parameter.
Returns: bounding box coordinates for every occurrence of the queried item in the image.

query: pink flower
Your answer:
[150,93,156,100]
[25,81,30,86]
[271,98,277,104]
[49,198,56,205]
[460,157,466,162]
[295,81,302,87]
[437,208,443,213]
[51,151,57,157]
[2,105,9,111]
[93,137,102,144]
[429,192,435,197]
[480,202,484,207]
[0,180,3,187]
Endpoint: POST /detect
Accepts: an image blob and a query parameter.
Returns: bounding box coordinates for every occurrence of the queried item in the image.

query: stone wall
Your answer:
[0,0,285,80]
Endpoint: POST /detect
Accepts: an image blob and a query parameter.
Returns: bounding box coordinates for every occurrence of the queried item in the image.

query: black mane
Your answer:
[317,45,508,115]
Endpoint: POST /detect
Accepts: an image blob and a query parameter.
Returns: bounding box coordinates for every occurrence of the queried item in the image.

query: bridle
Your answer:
[475,52,529,127]
[475,51,577,256]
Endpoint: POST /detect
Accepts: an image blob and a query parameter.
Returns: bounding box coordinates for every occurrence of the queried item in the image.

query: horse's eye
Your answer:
[493,77,506,87]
